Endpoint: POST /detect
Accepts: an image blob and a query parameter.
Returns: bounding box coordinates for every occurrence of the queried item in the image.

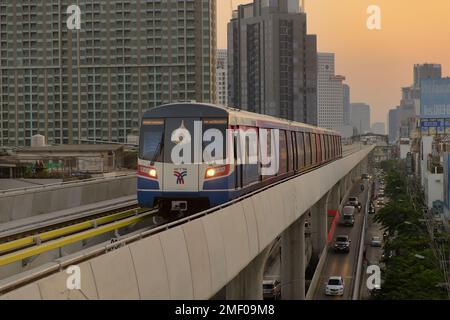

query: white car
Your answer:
[371,236,382,247]
[325,276,345,296]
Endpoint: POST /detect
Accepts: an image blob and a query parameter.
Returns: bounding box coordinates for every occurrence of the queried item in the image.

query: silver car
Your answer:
[371,236,382,247]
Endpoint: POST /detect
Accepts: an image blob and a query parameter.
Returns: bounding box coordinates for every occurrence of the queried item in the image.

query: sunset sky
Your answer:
[216,0,450,124]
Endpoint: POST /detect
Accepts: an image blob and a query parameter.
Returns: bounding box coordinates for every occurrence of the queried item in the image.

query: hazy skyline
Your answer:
[217,0,450,124]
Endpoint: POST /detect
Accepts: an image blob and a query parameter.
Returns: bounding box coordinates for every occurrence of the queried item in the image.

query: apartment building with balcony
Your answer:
[0,0,217,146]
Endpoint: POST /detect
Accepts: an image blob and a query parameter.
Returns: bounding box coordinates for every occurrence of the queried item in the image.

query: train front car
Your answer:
[138,103,234,215]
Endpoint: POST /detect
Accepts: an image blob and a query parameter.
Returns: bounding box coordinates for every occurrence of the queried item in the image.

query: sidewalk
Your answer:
[360,209,384,299]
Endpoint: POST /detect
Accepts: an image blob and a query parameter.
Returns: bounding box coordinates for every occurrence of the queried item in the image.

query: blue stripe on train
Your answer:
[202,172,236,190]
[137,176,160,190]
[202,165,259,190]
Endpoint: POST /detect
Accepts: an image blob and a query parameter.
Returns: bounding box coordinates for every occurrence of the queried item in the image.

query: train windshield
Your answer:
[140,117,228,164]
[164,118,198,164]
[140,120,164,162]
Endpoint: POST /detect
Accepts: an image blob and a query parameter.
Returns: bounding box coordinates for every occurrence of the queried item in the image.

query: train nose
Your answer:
[163,164,199,192]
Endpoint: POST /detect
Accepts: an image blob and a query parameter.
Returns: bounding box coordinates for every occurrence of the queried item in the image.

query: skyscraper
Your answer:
[227,0,317,124]
[350,103,371,134]
[399,87,417,137]
[414,63,442,87]
[0,1,217,146]
[216,49,228,106]
[343,84,350,125]
[388,107,400,143]
[305,34,318,126]
[317,53,344,132]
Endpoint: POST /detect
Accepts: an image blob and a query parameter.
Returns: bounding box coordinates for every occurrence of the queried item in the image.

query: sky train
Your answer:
[138,103,342,214]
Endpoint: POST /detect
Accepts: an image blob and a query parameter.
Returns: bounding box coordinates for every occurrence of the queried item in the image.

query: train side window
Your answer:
[334,136,338,157]
[310,133,316,165]
[320,134,325,162]
[292,131,298,170]
[279,130,288,174]
[326,135,330,160]
[240,126,260,186]
[262,128,276,180]
[331,136,334,158]
[326,135,329,161]
[334,136,337,157]
[329,135,333,159]
[296,132,305,169]
[203,118,227,163]
[304,132,311,167]
[286,130,294,172]
[316,134,321,163]
[233,128,242,189]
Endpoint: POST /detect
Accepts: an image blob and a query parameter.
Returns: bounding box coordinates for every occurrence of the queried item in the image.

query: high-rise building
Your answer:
[305,34,318,126]
[343,84,350,125]
[0,1,217,146]
[371,122,386,135]
[317,53,344,132]
[350,103,371,134]
[399,87,417,137]
[216,49,228,106]
[388,107,400,144]
[419,78,450,135]
[414,64,442,87]
[227,0,318,124]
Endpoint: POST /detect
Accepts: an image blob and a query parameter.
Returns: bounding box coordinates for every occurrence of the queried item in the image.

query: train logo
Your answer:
[174,169,188,185]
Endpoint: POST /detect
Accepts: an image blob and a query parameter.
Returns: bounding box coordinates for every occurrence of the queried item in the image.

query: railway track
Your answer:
[0,203,139,244]
[0,205,158,267]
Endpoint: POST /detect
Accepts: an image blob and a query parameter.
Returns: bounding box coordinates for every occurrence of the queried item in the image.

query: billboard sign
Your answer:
[420,78,450,118]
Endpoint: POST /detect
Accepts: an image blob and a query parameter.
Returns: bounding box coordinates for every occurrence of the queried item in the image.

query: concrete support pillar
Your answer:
[225,246,271,300]
[310,194,328,256]
[280,214,306,300]
[338,182,343,205]
[327,185,340,212]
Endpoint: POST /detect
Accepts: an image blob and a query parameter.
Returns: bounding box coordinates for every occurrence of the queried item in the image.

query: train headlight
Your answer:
[206,168,216,178]
[205,165,230,179]
[149,168,157,178]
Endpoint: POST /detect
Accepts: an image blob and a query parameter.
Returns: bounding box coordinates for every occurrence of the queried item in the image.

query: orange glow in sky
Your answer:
[217,0,450,124]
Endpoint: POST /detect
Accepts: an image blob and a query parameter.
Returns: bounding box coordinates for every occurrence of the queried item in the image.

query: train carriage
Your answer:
[138,103,342,215]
